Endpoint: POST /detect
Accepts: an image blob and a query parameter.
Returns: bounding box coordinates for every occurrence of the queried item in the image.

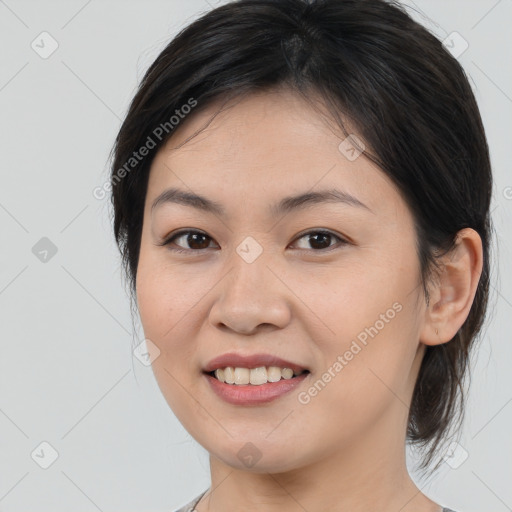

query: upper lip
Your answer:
[203,353,309,375]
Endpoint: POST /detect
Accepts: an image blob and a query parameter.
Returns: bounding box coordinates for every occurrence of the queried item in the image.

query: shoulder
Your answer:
[171,496,459,512]
[172,494,457,512]
[173,490,208,512]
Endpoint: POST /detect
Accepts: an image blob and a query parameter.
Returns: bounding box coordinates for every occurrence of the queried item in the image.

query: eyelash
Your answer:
[158,229,349,254]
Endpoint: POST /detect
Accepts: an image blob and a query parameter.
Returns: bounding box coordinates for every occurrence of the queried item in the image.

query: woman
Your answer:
[109,0,493,510]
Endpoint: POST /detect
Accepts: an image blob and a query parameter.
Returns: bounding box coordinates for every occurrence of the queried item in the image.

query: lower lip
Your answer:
[204,372,309,406]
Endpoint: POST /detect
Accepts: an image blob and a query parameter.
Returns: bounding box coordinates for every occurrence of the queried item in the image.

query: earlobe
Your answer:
[420,228,483,347]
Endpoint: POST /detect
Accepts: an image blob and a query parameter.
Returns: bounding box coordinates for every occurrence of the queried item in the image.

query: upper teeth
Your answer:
[213,366,303,385]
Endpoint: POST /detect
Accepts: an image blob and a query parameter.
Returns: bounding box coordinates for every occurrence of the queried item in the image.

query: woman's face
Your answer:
[136,89,428,473]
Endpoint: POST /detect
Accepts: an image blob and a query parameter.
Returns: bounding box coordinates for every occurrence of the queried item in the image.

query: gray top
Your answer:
[173,490,459,512]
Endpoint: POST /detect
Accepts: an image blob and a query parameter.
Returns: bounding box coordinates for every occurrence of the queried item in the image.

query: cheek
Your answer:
[136,247,200,339]
[299,249,416,336]
[136,251,186,372]
[135,250,222,392]
[135,255,203,415]
[136,269,173,343]
[303,253,422,404]
[296,306,420,448]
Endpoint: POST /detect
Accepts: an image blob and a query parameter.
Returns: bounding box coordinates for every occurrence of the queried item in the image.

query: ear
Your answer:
[420,228,484,346]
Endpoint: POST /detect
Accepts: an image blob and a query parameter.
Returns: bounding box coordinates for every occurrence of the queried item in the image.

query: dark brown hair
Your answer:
[109,0,493,476]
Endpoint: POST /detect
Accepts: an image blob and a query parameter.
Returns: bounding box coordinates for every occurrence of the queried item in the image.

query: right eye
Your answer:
[159,229,218,253]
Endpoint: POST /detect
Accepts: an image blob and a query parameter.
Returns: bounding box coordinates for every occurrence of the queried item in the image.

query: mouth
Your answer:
[202,353,310,405]
[205,367,310,385]
[203,368,310,406]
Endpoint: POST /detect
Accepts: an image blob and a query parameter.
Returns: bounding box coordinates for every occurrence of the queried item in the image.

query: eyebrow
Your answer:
[151,187,373,217]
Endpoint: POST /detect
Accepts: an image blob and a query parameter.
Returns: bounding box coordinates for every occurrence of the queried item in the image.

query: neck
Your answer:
[196,405,441,512]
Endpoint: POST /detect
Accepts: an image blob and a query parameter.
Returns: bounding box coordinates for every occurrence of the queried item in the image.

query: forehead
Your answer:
[146,89,404,221]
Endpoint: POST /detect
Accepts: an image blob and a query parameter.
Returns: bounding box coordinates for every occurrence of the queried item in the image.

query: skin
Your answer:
[135,88,483,512]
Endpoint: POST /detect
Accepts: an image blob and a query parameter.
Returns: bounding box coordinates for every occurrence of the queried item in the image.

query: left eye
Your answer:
[292,230,347,251]
[160,229,348,252]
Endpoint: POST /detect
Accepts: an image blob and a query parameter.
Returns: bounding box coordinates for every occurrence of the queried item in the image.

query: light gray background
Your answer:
[0,1,510,511]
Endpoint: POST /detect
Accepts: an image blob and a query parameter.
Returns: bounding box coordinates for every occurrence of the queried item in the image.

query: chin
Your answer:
[204,435,311,474]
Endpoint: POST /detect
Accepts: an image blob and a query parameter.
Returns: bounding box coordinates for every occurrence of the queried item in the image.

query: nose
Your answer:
[208,249,292,336]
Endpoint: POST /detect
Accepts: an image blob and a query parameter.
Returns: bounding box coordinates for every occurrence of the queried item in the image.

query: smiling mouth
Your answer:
[206,367,310,386]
